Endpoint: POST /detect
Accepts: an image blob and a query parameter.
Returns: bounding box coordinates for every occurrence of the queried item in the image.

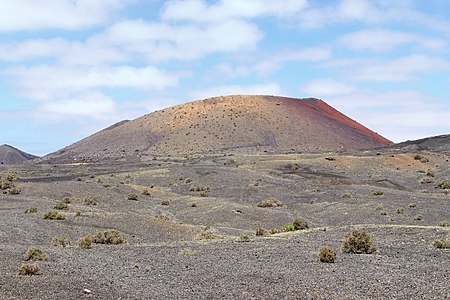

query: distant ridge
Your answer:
[390,134,450,154]
[38,95,393,163]
[0,144,38,164]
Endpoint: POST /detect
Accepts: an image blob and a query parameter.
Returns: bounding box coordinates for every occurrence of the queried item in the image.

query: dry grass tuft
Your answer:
[341,230,376,254]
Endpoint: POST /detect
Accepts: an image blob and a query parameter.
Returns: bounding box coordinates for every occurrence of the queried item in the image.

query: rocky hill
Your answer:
[0,144,38,164]
[38,95,393,163]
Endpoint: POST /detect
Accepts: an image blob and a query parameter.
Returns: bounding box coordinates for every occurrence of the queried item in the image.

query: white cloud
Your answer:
[210,46,331,78]
[301,79,355,97]
[297,0,450,37]
[0,0,125,32]
[0,38,127,65]
[325,89,450,142]
[39,92,117,118]
[338,29,447,52]
[4,65,180,100]
[94,19,263,62]
[161,0,308,23]
[188,83,282,100]
[322,54,450,81]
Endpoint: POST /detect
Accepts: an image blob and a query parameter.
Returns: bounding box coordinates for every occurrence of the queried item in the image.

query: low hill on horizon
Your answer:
[0,144,38,164]
[38,95,393,164]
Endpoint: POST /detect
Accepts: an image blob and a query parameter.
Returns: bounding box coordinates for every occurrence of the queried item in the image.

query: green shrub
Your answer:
[319,247,336,263]
[281,224,295,232]
[93,230,127,245]
[432,239,450,249]
[43,211,65,220]
[24,247,49,261]
[293,218,309,230]
[78,236,93,249]
[257,197,284,208]
[18,263,40,276]
[341,230,376,254]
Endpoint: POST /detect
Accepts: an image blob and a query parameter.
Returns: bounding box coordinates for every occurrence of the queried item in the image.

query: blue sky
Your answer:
[1,0,449,156]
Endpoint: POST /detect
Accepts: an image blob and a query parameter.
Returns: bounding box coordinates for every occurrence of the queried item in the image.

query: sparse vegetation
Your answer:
[341,230,376,254]
[24,247,49,261]
[179,248,197,256]
[293,218,309,231]
[52,236,71,247]
[432,239,450,249]
[43,211,65,220]
[24,207,38,213]
[373,191,384,196]
[78,236,93,249]
[54,201,68,210]
[255,228,269,236]
[414,155,429,163]
[93,230,127,245]
[196,231,223,240]
[319,247,336,263]
[9,186,21,195]
[257,197,284,208]
[161,200,170,206]
[414,214,423,221]
[18,263,40,276]
[83,196,97,206]
[409,203,417,208]
[436,180,450,189]
[397,207,404,214]
[281,224,295,232]
[190,185,209,192]
[142,189,151,195]
[127,193,138,200]
[239,232,251,242]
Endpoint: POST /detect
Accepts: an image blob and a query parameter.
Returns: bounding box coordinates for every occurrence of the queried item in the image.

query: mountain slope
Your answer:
[0,144,38,164]
[39,95,393,163]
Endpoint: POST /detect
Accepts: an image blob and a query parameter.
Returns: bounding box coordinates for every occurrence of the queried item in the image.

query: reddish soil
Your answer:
[37,95,393,164]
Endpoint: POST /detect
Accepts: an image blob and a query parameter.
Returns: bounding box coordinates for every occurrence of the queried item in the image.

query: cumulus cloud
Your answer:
[93,19,263,62]
[188,83,282,100]
[161,0,308,23]
[39,92,117,118]
[322,54,450,81]
[338,29,447,52]
[297,0,450,37]
[0,38,127,65]
[210,46,331,78]
[4,65,180,100]
[0,0,125,32]
[301,79,355,97]
[325,89,450,142]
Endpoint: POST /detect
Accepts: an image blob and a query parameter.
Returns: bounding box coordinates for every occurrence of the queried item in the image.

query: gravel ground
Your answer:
[1,150,449,299]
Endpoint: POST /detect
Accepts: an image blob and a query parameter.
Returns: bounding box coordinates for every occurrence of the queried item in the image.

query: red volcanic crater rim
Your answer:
[313,99,393,146]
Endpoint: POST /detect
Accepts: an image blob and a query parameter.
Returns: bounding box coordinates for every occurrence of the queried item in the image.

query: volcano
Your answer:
[38,95,393,163]
[0,144,38,164]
